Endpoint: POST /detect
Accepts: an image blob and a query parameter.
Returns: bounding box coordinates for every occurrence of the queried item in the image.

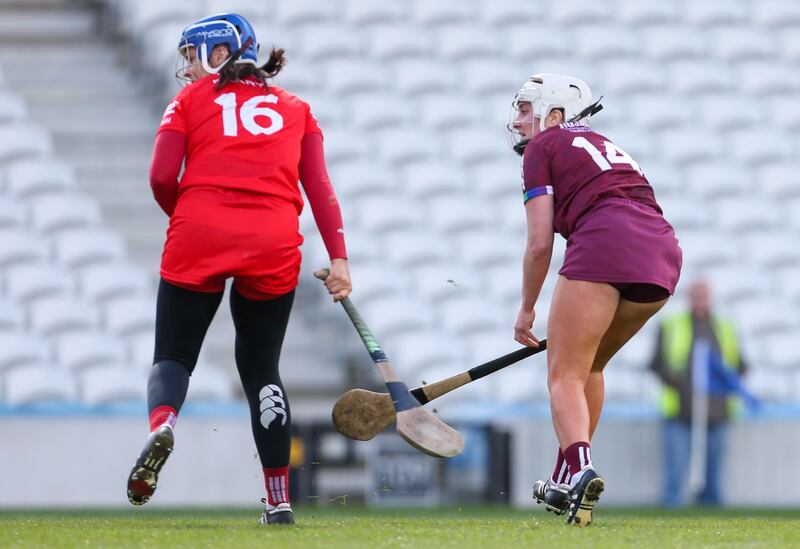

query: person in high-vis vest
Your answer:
[649,279,747,506]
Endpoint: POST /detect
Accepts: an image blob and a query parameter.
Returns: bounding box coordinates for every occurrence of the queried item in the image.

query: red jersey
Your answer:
[159,75,321,211]
[522,122,661,239]
[156,75,323,297]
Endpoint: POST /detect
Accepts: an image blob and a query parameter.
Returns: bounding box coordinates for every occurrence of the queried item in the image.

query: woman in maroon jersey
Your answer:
[507,73,682,526]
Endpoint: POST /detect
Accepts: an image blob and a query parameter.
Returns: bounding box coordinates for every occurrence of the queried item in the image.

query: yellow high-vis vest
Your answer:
[659,312,741,418]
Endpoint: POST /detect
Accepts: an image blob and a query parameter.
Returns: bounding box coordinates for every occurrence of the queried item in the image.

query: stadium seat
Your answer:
[6,158,76,199]
[0,196,26,228]
[438,25,501,60]
[103,293,156,337]
[685,0,747,26]
[446,127,508,166]
[704,265,766,305]
[735,298,800,337]
[754,0,800,28]
[738,62,800,95]
[324,60,386,96]
[439,296,504,336]
[642,162,685,197]
[299,93,344,129]
[670,61,735,95]
[349,94,411,130]
[4,365,77,406]
[614,328,657,370]
[29,194,102,234]
[458,230,519,269]
[409,263,482,303]
[413,0,474,26]
[616,0,681,26]
[0,91,26,123]
[367,24,434,60]
[600,60,663,95]
[393,59,457,96]
[385,231,449,268]
[460,60,523,96]
[349,264,404,304]
[354,195,422,235]
[760,163,800,199]
[494,195,526,235]
[404,161,465,199]
[576,27,640,61]
[658,198,711,231]
[360,296,434,337]
[0,299,25,331]
[745,233,800,268]
[632,95,693,131]
[0,128,51,168]
[301,25,363,62]
[203,0,272,19]
[485,264,522,304]
[4,263,74,303]
[30,296,97,336]
[420,94,482,131]
[0,230,49,268]
[700,95,762,131]
[687,163,748,201]
[382,331,462,376]
[746,369,795,401]
[321,129,370,164]
[480,0,540,27]
[344,0,406,24]
[715,198,780,234]
[770,96,800,131]
[607,128,655,163]
[730,131,794,166]
[337,230,383,267]
[125,0,198,33]
[659,129,723,165]
[327,162,397,199]
[273,58,317,93]
[507,26,570,60]
[0,332,49,372]
[427,195,492,235]
[53,229,126,269]
[184,361,236,402]
[551,0,610,26]
[495,356,548,401]
[275,0,338,27]
[128,331,155,369]
[711,28,777,62]
[777,267,800,301]
[377,128,440,165]
[603,369,652,401]
[78,262,151,302]
[678,231,742,269]
[80,364,147,405]
[473,161,524,201]
[55,331,126,372]
[763,332,800,369]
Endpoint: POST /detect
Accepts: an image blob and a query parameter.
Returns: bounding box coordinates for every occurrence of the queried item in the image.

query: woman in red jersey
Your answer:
[508,73,682,526]
[126,13,350,525]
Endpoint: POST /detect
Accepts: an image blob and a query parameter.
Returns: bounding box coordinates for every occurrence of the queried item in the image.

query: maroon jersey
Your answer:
[522,122,660,238]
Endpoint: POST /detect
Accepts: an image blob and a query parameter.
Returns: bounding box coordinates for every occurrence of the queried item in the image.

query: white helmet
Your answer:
[508,73,602,154]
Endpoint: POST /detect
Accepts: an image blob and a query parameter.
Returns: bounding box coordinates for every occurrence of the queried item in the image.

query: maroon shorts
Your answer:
[559,198,682,299]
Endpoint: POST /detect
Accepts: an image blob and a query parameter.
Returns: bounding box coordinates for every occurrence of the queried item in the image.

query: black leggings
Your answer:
[149,278,294,468]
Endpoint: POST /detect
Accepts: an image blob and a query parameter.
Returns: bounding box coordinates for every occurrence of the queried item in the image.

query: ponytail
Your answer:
[215,41,287,91]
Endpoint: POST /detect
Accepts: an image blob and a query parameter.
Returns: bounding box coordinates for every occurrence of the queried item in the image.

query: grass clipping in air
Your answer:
[2,506,800,548]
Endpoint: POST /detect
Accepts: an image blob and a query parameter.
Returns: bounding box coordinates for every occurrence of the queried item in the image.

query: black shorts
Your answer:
[610,282,670,303]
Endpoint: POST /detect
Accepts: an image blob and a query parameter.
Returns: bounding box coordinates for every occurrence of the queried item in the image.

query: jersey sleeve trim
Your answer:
[523,185,554,203]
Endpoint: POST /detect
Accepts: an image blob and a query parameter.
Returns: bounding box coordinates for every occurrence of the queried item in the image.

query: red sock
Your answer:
[551,448,569,485]
[263,466,289,508]
[149,405,178,432]
[563,441,592,479]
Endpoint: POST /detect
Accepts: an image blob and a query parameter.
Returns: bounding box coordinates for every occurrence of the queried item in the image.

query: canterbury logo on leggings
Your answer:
[259,384,287,428]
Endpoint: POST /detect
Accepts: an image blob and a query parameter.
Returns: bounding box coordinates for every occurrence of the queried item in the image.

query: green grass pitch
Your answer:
[2,506,799,548]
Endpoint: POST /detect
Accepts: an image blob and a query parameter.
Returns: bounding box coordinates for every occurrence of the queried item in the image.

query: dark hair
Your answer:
[215,39,286,91]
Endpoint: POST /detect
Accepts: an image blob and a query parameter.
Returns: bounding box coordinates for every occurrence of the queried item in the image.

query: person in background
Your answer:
[650,278,749,506]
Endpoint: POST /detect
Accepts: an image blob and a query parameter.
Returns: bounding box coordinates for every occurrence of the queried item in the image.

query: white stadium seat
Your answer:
[325,60,386,96]
[0,332,49,372]
[367,25,434,60]
[420,94,482,131]
[730,130,794,166]
[78,262,151,302]
[360,296,433,337]
[458,230,519,269]
[437,25,501,60]
[354,195,422,235]
[4,365,77,406]
[576,27,640,61]
[670,61,735,95]
[700,95,762,131]
[55,331,126,372]
[393,60,457,96]
[382,331,462,376]
[4,263,74,303]
[642,162,685,197]
[0,91,27,123]
[658,198,711,231]
[616,0,681,26]
[104,296,156,336]
[0,125,52,161]
[745,233,800,268]
[678,231,742,269]
[632,95,693,131]
[6,158,76,199]
[770,96,800,131]
[128,331,155,369]
[30,296,97,336]
[125,0,197,32]
[275,0,338,27]
[763,332,800,369]
[711,28,777,62]
[686,0,747,27]
[426,195,492,234]
[0,196,27,228]
[385,231,449,268]
[614,328,657,369]
[203,0,272,19]
[80,365,147,405]
[439,296,503,336]
[301,25,363,62]
[53,229,126,269]
[600,60,663,95]
[481,0,540,26]
[754,0,800,28]
[738,62,800,95]
[413,0,474,26]
[659,129,723,165]
[459,60,523,96]
[715,197,780,234]
[345,0,406,25]
[404,161,465,199]
[349,94,411,130]
[734,298,800,337]
[300,94,344,128]
[760,163,800,199]
[446,127,508,166]
[29,193,102,234]
[377,128,440,165]
[0,230,49,268]
[327,162,397,199]
[704,265,767,305]
[551,0,610,26]
[746,369,795,401]
[316,129,369,164]
[409,264,482,303]
[348,264,404,304]
[0,299,25,331]
[777,268,800,301]
[687,163,748,201]
[185,361,236,402]
[507,26,570,60]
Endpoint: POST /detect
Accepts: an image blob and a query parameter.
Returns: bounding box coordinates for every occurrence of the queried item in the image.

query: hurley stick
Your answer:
[333,341,547,441]
[315,269,463,458]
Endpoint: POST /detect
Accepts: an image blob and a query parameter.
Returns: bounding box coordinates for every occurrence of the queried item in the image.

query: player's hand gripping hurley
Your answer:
[334,341,547,441]
[315,269,464,458]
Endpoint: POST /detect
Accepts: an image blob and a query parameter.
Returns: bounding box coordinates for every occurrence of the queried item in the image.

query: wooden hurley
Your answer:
[333,341,547,441]
[314,269,463,458]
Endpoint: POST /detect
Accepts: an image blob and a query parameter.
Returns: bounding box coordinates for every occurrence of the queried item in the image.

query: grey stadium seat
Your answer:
[755,0,800,28]
[576,27,640,61]
[0,332,49,372]
[53,228,126,269]
[360,296,433,338]
[439,297,504,336]
[383,331,462,377]
[419,94,482,131]
[301,25,363,62]
[4,365,77,406]
[712,27,777,62]
[349,94,411,131]
[4,263,74,303]
[404,161,465,199]
[104,295,155,336]
[731,131,794,166]
[324,60,386,96]
[30,296,97,336]
[275,0,338,27]
[481,0,541,27]
[458,231,519,268]
[644,26,707,62]
[393,60,457,96]
[30,193,102,234]
[413,0,474,27]
[327,163,397,199]
[355,196,422,236]
[0,91,27,123]
[700,95,762,131]
[0,196,27,228]
[686,0,747,27]
[437,26,501,61]
[0,230,49,268]
[184,361,236,403]
[616,0,681,26]
[385,231,449,268]
[367,25,433,60]
[760,163,800,199]
[0,299,25,331]
[0,125,52,161]
[6,158,76,199]
[427,195,492,235]
[321,128,370,164]
[79,364,147,405]
[551,0,611,26]
[670,61,735,95]
[738,62,800,95]
[78,262,150,302]
[377,128,440,165]
[344,0,406,25]
[55,331,126,372]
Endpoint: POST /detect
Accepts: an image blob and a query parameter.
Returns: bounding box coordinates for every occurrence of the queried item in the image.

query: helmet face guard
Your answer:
[176,13,259,84]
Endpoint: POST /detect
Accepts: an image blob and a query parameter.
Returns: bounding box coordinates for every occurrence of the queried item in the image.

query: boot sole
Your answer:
[568,477,604,527]
[127,428,174,505]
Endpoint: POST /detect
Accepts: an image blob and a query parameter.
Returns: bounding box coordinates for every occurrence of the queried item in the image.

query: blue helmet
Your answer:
[178,13,259,75]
